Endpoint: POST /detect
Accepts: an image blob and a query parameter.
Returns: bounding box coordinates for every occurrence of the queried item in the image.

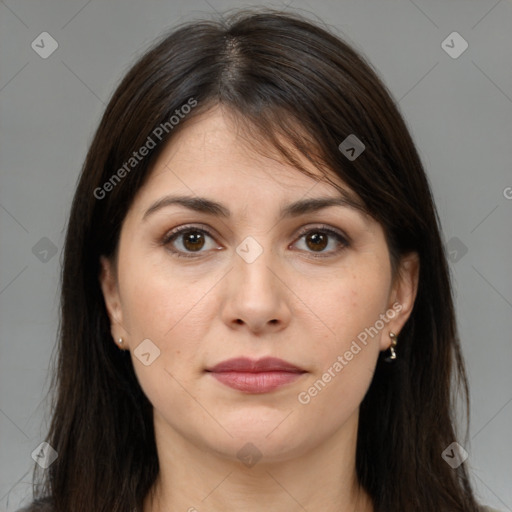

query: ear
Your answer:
[380,252,420,351]
[99,255,128,344]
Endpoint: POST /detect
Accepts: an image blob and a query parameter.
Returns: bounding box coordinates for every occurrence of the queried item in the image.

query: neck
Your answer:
[144,408,374,512]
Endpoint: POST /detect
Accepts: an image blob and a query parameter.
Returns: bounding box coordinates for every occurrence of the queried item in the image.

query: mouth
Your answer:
[205,357,307,393]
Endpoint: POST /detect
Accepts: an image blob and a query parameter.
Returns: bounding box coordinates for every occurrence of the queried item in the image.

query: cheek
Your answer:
[294,261,389,406]
[295,286,384,432]
[294,261,391,347]
[118,250,221,342]
[116,253,222,400]
[123,267,218,414]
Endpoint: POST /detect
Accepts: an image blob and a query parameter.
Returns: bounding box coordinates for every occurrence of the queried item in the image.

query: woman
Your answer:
[18,9,500,512]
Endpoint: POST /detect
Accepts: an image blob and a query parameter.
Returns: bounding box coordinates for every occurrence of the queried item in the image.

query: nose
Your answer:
[221,246,292,334]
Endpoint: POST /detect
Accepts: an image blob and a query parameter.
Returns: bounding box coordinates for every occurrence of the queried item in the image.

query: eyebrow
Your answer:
[142,193,369,221]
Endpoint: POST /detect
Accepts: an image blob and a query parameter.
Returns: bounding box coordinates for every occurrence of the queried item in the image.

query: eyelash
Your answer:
[161,224,350,260]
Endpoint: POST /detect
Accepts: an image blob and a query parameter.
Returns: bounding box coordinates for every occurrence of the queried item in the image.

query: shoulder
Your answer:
[15,501,501,512]
[15,498,53,512]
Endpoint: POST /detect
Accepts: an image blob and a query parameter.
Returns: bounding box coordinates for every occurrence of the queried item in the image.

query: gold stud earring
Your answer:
[384,332,398,362]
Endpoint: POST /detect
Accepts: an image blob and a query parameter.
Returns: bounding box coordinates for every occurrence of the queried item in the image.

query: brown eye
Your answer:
[162,226,219,258]
[293,226,349,258]
[181,231,206,251]
[305,232,329,252]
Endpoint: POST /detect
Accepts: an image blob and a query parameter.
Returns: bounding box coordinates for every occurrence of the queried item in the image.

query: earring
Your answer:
[384,332,398,362]
[118,338,123,344]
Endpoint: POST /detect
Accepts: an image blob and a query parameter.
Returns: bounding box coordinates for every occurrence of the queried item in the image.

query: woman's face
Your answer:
[100,107,418,465]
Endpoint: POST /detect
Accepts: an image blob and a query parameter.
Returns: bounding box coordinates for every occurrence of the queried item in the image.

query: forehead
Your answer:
[138,106,354,205]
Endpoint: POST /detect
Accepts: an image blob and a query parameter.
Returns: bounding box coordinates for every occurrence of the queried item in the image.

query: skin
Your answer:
[100,106,419,512]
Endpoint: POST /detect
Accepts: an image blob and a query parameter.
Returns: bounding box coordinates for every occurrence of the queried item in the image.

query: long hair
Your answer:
[26,9,480,512]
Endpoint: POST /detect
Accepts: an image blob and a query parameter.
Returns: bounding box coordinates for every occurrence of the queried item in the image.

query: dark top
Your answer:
[16,498,501,512]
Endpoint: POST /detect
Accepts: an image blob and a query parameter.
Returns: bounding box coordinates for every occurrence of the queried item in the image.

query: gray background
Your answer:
[1,0,511,510]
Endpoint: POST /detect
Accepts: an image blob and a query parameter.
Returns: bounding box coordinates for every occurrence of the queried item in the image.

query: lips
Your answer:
[205,357,307,393]
[206,356,305,373]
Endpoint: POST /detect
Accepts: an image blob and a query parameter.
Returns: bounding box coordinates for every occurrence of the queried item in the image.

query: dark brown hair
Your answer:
[24,8,481,512]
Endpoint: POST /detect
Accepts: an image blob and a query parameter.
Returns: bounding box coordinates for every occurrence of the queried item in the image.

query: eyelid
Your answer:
[161,224,221,259]
[293,223,350,245]
[290,224,350,259]
[161,223,217,244]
